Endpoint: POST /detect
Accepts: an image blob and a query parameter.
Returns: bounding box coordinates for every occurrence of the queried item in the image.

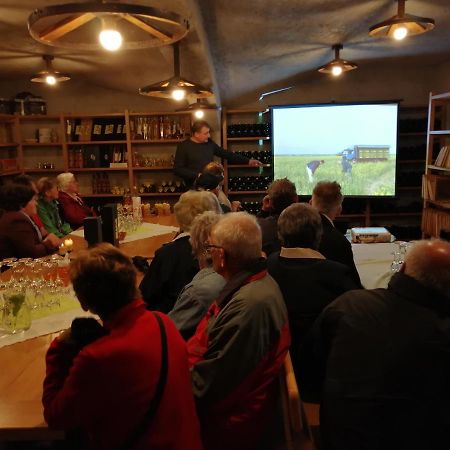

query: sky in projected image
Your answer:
[272,104,398,155]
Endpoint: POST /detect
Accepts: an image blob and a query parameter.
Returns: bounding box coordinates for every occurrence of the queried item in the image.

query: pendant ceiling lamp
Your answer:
[369,0,435,40]
[318,44,358,77]
[27,2,189,51]
[30,55,71,85]
[139,43,213,100]
[177,99,218,119]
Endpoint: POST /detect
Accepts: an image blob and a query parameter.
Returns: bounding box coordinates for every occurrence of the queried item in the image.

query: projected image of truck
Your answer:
[271,103,398,197]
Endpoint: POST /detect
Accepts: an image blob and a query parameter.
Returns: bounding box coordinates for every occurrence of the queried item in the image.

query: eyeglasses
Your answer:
[204,243,223,253]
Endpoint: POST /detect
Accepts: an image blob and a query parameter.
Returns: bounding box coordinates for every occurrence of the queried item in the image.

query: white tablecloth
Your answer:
[352,242,397,289]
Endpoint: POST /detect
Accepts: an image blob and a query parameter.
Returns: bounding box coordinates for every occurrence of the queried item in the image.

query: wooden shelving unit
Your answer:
[422,92,450,237]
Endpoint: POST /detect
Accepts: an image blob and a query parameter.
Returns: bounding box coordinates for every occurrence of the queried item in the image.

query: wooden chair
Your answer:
[279,352,318,450]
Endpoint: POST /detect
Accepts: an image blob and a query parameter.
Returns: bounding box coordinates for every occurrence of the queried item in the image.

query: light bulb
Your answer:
[393,26,408,40]
[172,89,186,101]
[194,109,204,119]
[331,65,343,76]
[99,29,123,51]
[45,75,56,85]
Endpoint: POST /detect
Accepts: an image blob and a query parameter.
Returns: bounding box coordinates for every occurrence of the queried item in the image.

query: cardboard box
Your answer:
[351,227,391,244]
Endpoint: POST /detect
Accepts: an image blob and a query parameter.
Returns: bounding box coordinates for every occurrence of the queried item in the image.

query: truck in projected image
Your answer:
[339,145,390,162]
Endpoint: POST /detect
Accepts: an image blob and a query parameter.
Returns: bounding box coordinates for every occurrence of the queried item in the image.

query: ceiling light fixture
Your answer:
[99,16,122,51]
[177,98,218,119]
[28,2,189,51]
[369,0,435,40]
[30,55,71,85]
[139,43,213,100]
[318,44,357,76]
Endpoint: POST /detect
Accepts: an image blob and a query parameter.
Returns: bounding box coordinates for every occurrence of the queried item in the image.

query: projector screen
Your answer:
[271,102,399,197]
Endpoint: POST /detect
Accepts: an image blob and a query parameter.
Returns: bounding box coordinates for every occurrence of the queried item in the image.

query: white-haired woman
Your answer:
[57,172,96,229]
[169,211,226,340]
[139,190,222,313]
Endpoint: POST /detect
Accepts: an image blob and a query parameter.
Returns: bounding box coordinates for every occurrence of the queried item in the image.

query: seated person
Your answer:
[188,212,290,450]
[312,240,450,450]
[194,172,231,213]
[310,180,362,286]
[0,183,61,259]
[13,174,47,236]
[140,190,222,313]
[169,211,226,340]
[57,172,96,229]
[202,162,240,211]
[267,203,359,400]
[257,178,298,255]
[43,243,202,450]
[36,177,72,238]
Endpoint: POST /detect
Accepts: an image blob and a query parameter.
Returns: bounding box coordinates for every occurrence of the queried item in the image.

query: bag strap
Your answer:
[121,311,168,450]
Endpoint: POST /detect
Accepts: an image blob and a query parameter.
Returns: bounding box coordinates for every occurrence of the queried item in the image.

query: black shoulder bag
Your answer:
[121,312,168,450]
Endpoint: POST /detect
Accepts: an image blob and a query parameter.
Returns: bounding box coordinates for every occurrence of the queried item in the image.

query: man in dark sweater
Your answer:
[311,181,362,287]
[174,120,261,187]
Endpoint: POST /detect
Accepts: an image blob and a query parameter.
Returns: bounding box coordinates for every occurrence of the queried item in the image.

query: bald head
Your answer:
[403,240,450,298]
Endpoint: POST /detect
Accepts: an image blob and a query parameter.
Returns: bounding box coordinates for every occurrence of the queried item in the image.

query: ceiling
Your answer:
[1,0,450,107]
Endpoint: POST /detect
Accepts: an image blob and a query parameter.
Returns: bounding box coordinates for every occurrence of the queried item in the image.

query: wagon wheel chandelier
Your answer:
[27,1,189,51]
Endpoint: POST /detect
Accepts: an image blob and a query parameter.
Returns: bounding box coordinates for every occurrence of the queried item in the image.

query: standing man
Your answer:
[174,120,261,187]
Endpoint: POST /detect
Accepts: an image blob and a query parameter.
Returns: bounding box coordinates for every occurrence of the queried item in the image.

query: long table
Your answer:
[0,237,396,441]
[0,214,179,441]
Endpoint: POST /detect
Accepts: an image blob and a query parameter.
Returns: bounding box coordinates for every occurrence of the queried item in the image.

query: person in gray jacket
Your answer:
[169,211,226,340]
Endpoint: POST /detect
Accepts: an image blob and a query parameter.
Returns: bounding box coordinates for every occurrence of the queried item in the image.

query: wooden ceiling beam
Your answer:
[39,12,96,42]
[122,14,171,43]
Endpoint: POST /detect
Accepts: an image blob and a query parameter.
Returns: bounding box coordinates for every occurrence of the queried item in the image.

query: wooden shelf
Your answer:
[133,166,173,171]
[228,190,265,195]
[0,170,21,177]
[18,115,60,121]
[228,164,271,168]
[340,214,366,218]
[427,165,450,172]
[371,212,422,218]
[129,111,191,117]
[425,199,450,210]
[139,192,181,197]
[69,167,129,172]
[67,140,127,145]
[21,142,62,147]
[131,139,184,144]
[0,143,18,147]
[429,130,450,135]
[63,113,124,118]
[226,137,270,141]
[24,169,61,173]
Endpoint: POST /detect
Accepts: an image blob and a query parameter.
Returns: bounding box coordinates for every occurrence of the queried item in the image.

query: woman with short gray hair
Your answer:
[169,211,225,340]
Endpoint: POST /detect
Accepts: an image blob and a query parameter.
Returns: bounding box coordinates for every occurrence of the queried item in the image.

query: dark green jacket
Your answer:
[37,197,72,238]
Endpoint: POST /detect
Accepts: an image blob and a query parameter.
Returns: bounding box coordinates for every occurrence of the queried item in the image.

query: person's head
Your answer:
[189,211,221,267]
[403,240,450,298]
[69,243,138,319]
[57,172,78,194]
[203,162,225,178]
[278,203,323,249]
[0,183,36,214]
[193,172,223,197]
[209,212,262,278]
[311,181,343,219]
[174,190,222,232]
[36,177,58,200]
[13,174,38,194]
[191,120,211,144]
[267,178,298,215]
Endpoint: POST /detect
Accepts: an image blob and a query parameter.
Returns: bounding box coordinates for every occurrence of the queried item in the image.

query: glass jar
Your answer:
[2,287,31,334]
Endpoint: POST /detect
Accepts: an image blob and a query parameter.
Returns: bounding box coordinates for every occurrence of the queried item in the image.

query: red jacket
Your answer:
[43,300,203,450]
[58,191,95,229]
[188,265,290,450]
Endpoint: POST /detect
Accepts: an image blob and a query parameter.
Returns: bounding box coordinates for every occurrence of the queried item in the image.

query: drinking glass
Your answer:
[2,286,31,334]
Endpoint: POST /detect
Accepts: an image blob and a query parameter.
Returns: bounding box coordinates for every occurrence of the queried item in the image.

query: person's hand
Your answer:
[44,233,62,249]
[231,201,242,212]
[248,158,263,167]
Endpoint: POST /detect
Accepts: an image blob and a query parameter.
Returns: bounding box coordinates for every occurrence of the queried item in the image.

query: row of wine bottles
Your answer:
[241,201,262,215]
[228,176,271,192]
[227,123,271,137]
[233,150,272,164]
